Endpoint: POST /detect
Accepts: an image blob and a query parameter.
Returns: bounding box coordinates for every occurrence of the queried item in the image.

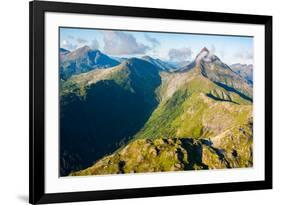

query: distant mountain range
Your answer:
[59,46,253,176]
[60,46,119,80]
[59,46,194,80]
[230,63,253,85]
[141,56,178,72]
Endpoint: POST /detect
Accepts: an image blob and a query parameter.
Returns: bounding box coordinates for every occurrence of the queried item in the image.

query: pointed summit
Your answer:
[60,46,119,79]
[195,47,210,63]
[200,47,210,53]
[66,45,91,60]
[195,47,222,64]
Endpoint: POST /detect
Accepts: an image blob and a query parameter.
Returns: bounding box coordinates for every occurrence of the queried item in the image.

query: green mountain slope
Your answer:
[62,47,253,176]
[70,68,253,176]
[135,67,252,140]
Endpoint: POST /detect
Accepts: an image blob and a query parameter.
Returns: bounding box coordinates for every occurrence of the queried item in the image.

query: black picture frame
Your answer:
[29,1,272,204]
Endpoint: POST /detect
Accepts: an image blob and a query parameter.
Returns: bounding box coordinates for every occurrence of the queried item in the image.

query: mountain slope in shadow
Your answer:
[60,58,161,176]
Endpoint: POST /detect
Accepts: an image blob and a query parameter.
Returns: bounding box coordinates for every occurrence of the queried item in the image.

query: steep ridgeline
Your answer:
[135,47,253,139]
[60,46,120,80]
[141,56,177,72]
[181,47,252,99]
[172,60,191,71]
[70,47,253,176]
[60,58,161,176]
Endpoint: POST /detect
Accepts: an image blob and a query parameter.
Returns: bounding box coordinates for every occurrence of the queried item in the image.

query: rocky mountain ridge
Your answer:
[59,46,253,176]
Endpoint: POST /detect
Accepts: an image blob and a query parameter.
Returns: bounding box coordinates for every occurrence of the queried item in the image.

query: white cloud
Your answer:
[210,45,216,54]
[233,50,253,64]
[61,39,78,51]
[76,38,88,44]
[103,31,149,55]
[144,34,160,47]
[235,51,253,60]
[168,47,193,62]
[90,39,99,50]
[61,37,99,51]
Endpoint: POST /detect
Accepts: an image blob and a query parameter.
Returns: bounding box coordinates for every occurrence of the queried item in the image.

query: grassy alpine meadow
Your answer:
[59,27,253,176]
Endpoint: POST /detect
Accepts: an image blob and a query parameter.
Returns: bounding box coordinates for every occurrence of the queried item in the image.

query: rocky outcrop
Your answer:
[70,120,253,176]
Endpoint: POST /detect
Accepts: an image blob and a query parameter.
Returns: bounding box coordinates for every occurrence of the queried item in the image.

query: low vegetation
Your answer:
[60,47,253,176]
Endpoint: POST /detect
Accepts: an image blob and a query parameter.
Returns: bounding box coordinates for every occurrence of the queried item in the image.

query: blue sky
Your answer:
[60,27,253,65]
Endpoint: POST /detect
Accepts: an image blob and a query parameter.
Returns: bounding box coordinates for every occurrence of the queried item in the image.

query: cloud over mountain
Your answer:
[61,39,78,51]
[234,50,253,60]
[168,47,192,62]
[103,31,149,55]
[90,39,100,50]
[77,38,88,44]
[61,36,100,51]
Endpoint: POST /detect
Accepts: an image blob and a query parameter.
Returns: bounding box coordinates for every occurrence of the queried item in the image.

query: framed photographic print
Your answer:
[29,0,272,204]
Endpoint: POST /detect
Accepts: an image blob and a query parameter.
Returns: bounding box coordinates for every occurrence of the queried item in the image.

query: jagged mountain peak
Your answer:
[195,47,219,64]
[60,46,120,80]
[177,47,253,99]
[200,47,210,53]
